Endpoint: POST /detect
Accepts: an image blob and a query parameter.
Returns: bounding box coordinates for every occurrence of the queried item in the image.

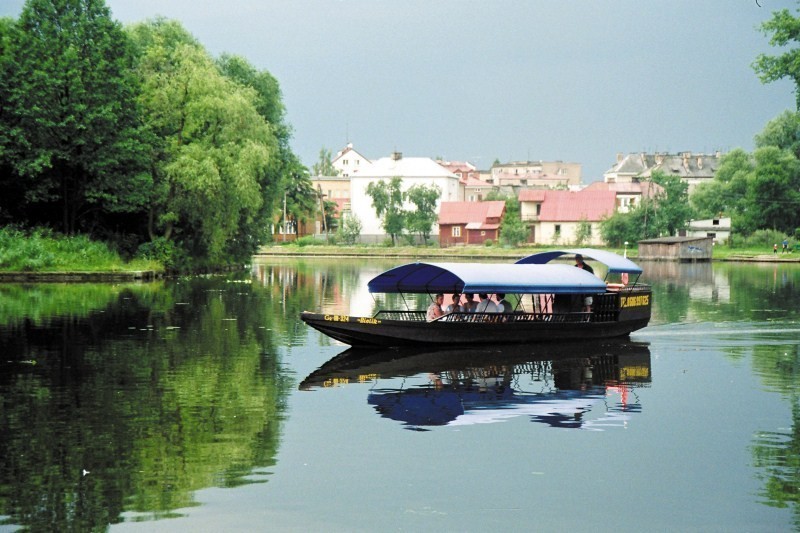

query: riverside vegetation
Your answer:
[1,1,800,273]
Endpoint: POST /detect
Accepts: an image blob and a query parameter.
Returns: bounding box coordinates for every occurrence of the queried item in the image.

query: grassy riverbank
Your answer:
[0,227,163,273]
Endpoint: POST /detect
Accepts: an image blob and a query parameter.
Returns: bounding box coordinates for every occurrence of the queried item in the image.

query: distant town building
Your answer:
[438,201,506,247]
[332,143,372,177]
[604,152,722,194]
[349,151,462,242]
[680,217,731,245]
[490,160,582,189]
[518,189,615,245]
[583,180,663,214]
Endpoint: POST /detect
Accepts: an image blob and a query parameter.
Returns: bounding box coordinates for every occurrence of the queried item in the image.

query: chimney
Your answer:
[697,156,703,169]
[616,152,624,163]
[391,151,403,161]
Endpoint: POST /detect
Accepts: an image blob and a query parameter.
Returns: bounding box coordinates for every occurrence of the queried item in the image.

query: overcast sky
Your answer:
[2,0,797,181]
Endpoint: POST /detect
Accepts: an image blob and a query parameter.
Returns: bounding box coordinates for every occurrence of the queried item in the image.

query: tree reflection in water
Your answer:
[0,276,291,530]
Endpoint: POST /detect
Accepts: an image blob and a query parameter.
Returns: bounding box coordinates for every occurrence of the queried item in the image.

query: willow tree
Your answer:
[128,19,278,265]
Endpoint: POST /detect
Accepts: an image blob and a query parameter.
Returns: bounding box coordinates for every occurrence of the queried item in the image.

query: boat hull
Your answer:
[300,311,650,347]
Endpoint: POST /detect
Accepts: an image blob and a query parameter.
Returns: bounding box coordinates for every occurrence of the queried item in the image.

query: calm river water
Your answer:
[0,257,798,532]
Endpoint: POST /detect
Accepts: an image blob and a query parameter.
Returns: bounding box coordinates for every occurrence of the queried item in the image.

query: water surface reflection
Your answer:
[302,341,650,431]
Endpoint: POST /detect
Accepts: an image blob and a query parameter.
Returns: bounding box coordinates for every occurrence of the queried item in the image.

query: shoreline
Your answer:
[1,249,797,283]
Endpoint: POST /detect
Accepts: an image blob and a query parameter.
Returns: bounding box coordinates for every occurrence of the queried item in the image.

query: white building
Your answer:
[350,152,462,242]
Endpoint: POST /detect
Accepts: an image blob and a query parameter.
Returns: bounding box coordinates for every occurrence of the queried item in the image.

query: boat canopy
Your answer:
[515,248,643,275]
[367,262,608,295]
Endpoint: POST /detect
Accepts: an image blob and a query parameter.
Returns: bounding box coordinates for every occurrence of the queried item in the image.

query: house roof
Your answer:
[462,176,492,188]
[438,201,506,225]
[360,156,458,178]
[606,152,721,179]
[538,190,616,222]
[518,189,546,202]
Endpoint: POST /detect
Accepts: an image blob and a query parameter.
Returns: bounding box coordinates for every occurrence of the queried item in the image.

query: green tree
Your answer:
[649,170,694,237]
[282,158,318,234]
[746,146,800,233]
[0,0,147,234]
[366,177,405,245]
[753,3,800,110]
[128,18,278,265]
[215,53,294,252]
[337,214,362,245]
[499,196,528,246]
[404,183,440,244]
[756,110,800,158]
[574,218,592,246]
[311,147,338,176]
[600,210,641,247]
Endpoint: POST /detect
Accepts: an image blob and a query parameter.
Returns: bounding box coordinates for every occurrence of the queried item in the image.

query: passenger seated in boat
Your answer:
[476,293,499,315]
[445,293,462,315]
[496,293,512,313]
[462,293,478,313]
[426,293,445,322]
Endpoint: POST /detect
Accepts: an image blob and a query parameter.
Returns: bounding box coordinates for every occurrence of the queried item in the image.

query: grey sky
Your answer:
[1,0,796,181]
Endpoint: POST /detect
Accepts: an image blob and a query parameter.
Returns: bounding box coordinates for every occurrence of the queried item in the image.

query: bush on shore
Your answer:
[0,226,162,272]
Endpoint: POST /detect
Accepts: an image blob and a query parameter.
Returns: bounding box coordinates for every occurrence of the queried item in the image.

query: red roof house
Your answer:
[438,201,506,247]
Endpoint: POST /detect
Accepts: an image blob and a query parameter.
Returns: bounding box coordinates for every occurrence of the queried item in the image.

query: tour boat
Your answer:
[300,248,651,347]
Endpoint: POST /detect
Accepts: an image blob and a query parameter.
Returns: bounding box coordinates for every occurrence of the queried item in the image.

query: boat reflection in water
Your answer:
[301,341,651,431]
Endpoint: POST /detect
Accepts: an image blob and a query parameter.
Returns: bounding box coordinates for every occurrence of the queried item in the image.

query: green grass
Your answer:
[0,226,163,273]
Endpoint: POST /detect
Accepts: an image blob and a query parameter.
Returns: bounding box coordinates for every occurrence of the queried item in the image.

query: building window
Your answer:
[712,219,719,225]
[554,224,561,237]
[452,226,461,237]
[481,231,486,236]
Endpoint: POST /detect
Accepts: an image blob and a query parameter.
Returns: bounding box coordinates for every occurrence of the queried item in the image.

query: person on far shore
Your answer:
[774,243,778,255]
[783,240,789,254]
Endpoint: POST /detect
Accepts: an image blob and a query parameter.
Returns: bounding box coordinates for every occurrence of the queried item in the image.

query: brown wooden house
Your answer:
[438,201,506,247]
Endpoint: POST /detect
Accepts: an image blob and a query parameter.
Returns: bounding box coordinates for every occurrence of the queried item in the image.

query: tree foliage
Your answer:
[404,183,440,244]
[0,4,299,268]
[499,197,528,246]
[753,4,800,110]
[366,177,405,245]
[0,0,147,234]
[311,147,337,176]
[601,171,694,245]
[691,142,800,236]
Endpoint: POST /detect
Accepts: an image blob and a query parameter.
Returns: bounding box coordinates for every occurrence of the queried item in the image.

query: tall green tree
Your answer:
[649,171,694,237]
[311,147,337,176]
[0,0,146,234]
[128,18,277,264]
[404,183,440,244]
[499,196,528,246]
[753,3,800,110]
[756,110,800,158]
[366,177,405,245]
[216,53,294,248]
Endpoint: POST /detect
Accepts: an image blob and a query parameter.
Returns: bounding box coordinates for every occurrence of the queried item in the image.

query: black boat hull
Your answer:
[300,311,650,347]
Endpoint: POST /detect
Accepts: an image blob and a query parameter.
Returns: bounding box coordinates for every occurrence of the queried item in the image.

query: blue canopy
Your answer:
[367,262,608,294]
[515,248,643,275]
